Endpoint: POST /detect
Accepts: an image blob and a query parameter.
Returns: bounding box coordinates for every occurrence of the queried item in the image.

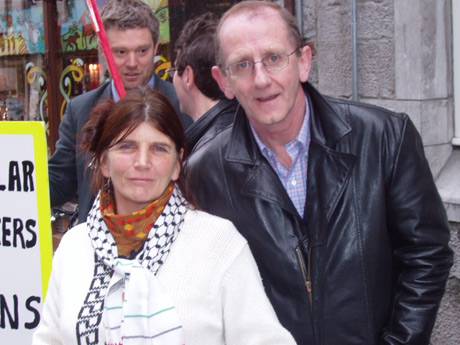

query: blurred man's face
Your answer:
[107,27,157,90]
[212,8,311,136]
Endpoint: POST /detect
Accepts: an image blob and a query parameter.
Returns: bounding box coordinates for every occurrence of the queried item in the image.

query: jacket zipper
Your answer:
[295,246,312,303]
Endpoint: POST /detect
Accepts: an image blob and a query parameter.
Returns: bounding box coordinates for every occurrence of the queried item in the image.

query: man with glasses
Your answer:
[186,1,453,345]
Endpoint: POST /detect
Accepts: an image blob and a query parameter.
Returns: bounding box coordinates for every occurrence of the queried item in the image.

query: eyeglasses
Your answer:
[166,67,178,78]
[225,49,299,78]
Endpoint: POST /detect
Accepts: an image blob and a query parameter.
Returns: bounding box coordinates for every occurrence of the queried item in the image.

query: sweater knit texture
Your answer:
[33,209,296,345]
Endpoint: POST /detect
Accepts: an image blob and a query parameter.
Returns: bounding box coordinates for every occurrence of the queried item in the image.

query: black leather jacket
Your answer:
[186,83,453,345]
[185,98,238,152]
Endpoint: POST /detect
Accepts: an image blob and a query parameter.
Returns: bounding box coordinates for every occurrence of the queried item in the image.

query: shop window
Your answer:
[0,0,46,123]
[0,0,266,137]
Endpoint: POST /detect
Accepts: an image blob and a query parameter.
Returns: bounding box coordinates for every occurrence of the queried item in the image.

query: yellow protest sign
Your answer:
[0,121,52,342]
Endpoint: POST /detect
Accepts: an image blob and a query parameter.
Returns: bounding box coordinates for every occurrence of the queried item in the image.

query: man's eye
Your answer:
[235,61,251,70]
[114,49,126,56]
[266,54,281,65]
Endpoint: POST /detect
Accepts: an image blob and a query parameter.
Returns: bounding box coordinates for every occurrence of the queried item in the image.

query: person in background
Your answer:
[171,12,238,151]
[186,1,453,344]
[33,88,296,345]
[49,0,191,224]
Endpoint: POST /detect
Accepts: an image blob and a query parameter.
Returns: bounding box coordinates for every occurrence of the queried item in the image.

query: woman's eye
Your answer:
[152,144,169,153]
[115,142,136,151]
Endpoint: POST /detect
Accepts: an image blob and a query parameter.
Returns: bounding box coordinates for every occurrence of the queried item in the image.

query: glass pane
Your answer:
[0,0,46,122]
[56,1,100,119]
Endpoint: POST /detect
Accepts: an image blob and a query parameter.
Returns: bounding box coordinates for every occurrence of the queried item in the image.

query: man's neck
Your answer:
[251,90,308,168]
[254,96,307,146]
[111,75,155,102]
[189,93,219,122]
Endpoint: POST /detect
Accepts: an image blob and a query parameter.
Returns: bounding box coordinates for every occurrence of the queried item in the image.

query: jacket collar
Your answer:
[226,82,352,164]
[186,99,237,149]
[224,82,356,245]
[305,83,351,147]
[101,81,112,100]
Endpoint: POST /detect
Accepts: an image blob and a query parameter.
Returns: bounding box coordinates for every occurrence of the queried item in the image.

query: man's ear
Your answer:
[183,65,194,90]
[153,41,160,56]
[211,66,235,99]
[298,45,313,83]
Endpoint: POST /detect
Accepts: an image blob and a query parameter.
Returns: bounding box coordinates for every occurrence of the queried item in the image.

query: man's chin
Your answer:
[123,82,142,90]
[122,78,148,90]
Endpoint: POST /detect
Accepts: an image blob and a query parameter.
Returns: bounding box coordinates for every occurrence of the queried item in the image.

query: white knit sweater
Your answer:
[33,209,296,345]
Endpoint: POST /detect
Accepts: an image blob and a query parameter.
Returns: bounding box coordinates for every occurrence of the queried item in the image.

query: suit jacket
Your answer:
[49,76,190,222]
[186,82,453,345]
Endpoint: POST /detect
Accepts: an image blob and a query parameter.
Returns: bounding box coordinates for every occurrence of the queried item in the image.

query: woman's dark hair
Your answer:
[80,87,195,206]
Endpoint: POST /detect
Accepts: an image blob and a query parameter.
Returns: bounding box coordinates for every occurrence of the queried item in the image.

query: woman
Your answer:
[33,88,296,345]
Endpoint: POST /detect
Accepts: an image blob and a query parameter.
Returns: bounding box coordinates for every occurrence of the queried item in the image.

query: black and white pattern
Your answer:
[76,187,188,345]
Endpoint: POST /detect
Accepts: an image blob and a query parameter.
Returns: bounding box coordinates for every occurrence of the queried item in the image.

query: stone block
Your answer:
[432,276,460,345]
[358,38,395,98]
[395,0,449,99]
[424,143,452,179]
[357,0,393,40]
[315,0,352,97]
[420,100,452,146]
[317,41,352,97]
[436,150,460,222]
[309,59,319,87]
[301,0,317,41]
[447,222,460,279]
[317,1,351,44]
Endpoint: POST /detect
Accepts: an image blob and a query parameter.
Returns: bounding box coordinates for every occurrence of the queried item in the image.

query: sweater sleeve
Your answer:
[32,241,65,345]
[222,243,297,345]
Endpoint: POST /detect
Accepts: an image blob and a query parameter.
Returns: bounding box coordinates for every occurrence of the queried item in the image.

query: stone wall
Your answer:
[432,222,460,345]
[301,0,453,178]
[299,0,458,344]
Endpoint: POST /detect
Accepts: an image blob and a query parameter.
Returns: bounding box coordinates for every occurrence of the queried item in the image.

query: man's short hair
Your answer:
[101,0,160,45]
[216,0,302,67]
[174,12,224,100]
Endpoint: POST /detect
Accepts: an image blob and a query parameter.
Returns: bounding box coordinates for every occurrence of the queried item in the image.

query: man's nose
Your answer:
[126,52,137,67]
[253,63,271,88]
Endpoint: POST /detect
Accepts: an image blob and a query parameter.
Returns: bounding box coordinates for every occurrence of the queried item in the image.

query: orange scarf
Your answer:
[100,183,174,257]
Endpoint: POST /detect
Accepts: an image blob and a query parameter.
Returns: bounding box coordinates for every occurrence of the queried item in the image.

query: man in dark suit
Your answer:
[49,0,191,223]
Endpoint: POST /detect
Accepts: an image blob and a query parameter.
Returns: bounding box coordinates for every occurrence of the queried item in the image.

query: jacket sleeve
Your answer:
[48,100,78,207]
[222,243,297,345]
[381,116,453,345]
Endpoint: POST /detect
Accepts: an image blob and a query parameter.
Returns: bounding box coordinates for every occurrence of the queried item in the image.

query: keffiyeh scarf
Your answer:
[76,187,188,345]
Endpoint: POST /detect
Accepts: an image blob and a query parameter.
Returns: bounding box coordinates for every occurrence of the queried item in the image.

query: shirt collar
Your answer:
[111,75,156,102]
